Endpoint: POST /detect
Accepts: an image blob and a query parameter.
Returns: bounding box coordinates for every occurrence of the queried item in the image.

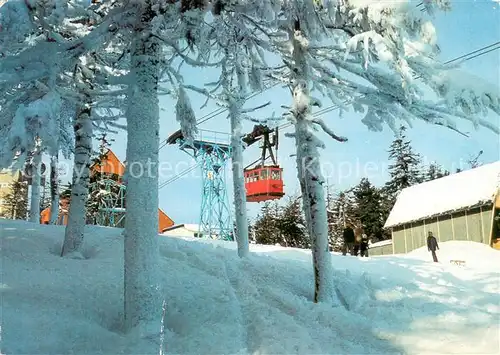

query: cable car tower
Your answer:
[242,125,284,202]
[167,129,233,241]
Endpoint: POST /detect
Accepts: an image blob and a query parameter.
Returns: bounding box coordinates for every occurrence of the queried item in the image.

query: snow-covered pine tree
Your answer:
[266,0,499,304]
[181,5,282,257]
[385,126,423,200]
[425,162,450,181]
[87,133,108,221]
[0,1,125,244]
[279,16,346,304]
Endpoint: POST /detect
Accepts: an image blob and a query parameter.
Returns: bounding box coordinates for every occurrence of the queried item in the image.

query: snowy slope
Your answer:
[385,161,500,228]
[1,219,499,354]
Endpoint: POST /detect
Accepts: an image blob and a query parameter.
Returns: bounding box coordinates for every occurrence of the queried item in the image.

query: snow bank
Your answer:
[1,219,499,354]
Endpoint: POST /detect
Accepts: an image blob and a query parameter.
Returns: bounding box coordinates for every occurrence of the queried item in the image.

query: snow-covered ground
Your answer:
[1,218,499,354]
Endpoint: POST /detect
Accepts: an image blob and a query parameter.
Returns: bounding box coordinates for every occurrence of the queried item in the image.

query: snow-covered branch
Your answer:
[311,118,348,142]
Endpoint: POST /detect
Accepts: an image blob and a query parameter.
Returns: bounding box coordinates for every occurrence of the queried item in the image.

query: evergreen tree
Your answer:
[253,201,280,245]
[327,189,357,251]
[385,126,423,200]
[353,178,385,241]
[253,197,309,248]
[425,162,450,181]
[1,180,28,220]
[60,182,72,201]
[86,133,123,224]
[277,197,309,249]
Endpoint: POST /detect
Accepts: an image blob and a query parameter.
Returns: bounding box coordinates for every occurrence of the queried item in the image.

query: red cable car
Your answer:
[242,125,285,202]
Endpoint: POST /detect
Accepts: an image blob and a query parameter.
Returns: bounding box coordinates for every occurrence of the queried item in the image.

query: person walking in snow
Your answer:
[427,231,439,262]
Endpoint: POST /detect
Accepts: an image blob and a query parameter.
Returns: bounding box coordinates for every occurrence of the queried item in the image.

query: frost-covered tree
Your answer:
[327,188,357,251]
[263,0,499,304]
[385,126,423,199]
[0,1,125,241]
[183,6,281,257]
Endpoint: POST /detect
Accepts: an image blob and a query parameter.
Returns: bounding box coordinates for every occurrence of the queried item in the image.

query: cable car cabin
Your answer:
[244,166,284,202]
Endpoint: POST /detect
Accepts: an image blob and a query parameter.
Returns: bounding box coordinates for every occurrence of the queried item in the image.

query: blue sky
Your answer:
[53,0,500,225]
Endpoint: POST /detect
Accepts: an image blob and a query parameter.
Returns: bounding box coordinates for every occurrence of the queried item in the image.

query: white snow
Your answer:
[2,218,499,354]
[385,161,500,228]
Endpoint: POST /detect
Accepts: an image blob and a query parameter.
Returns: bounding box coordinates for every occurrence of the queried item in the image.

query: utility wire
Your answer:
[158,163,199,189]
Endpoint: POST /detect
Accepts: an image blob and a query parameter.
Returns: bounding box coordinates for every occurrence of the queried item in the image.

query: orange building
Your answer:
[41,149,174,232]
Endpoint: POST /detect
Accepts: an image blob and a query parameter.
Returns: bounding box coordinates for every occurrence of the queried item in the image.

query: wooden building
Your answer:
[368,239,394,256]
[384,161,500,254]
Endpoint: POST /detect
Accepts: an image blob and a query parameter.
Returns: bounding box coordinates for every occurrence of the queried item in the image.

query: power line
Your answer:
[158,163,199,189]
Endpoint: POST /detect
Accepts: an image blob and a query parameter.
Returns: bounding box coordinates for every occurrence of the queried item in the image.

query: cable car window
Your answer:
[260,169,269,180]
[271,170,280,180]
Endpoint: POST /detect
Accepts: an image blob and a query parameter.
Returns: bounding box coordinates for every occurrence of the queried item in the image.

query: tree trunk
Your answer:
[50,153,60,224]
[29,149,42,223]
[290,28,335,304]
[294,117,335,303]
[61,106,93,256]
[123,8,161,333]
[229,98,250,258]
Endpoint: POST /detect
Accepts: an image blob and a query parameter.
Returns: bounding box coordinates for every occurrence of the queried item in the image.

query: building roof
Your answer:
[90,149,125,177]
[162,224,200,233]
[384,161,500,228]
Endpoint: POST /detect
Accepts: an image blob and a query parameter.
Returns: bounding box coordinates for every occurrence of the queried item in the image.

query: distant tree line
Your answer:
[251,126,483,251]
